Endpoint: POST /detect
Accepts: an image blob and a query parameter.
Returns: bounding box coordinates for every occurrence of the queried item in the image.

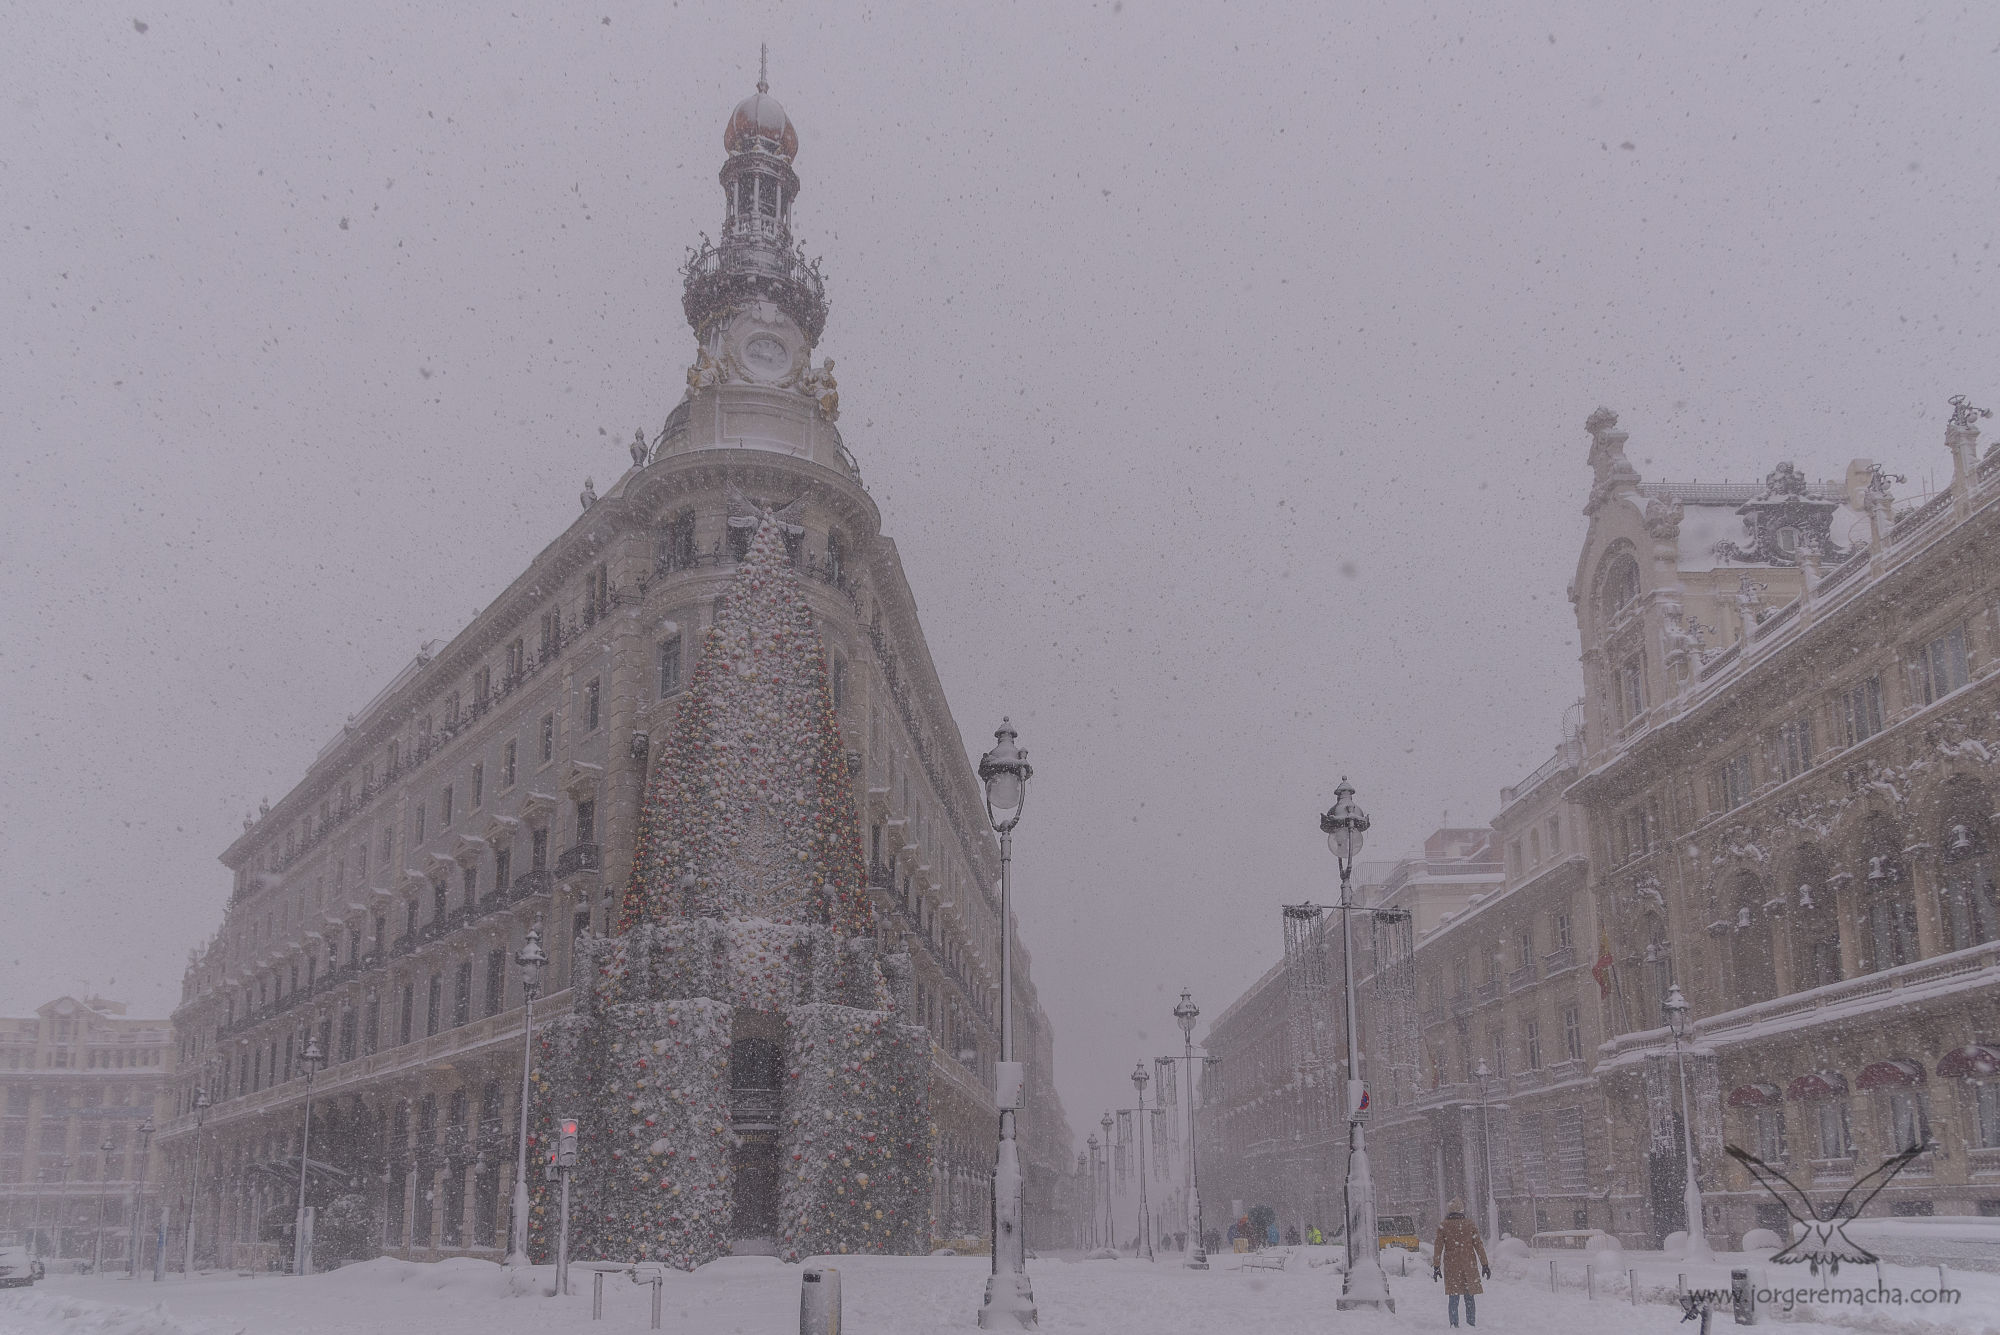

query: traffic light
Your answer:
[557,1117,579,1168]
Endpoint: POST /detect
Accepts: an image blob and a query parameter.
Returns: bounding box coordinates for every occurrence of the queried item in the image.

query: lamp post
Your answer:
[183,1089,209,1274]
[1320,777,1393,1311]
[1172,989,1208,1269]
[128,1118,154,1278]
[1099,1112,1115,1250]
[93,1138,114,1273]
[976,718,1036,1330]
[293,1034,324,1275]
[1084,1135,1100,1250]
[1130,1063,1154,1261]
[1473,1059,1499,1244]
[1663,983,1710,1259]
[506,918,547,1267]
[55,1155,74,1264]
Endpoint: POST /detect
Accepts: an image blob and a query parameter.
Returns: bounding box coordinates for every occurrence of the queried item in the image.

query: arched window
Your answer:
[1727,871,1778,1007]
[1600,551,1641,621]
[1860,814,1918,971]
[1788,844,1842,990]
[1939,781,1998,951]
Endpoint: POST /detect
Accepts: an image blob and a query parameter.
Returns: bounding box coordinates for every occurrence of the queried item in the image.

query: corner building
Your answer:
[158,81,1073,1268]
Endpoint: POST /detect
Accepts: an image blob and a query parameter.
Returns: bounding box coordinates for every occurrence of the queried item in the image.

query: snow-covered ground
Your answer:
[4,1246,1996,1335]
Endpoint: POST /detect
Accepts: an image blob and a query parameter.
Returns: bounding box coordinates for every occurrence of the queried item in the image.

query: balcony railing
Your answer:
[512,869,553,899]
[554,843,602,879]
[1507,963,1538,992]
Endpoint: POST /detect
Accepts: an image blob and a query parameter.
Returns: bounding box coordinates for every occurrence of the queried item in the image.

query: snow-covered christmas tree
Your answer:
[530,506,931,1269]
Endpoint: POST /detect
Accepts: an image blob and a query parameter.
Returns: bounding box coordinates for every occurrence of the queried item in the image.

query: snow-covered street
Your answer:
[6,1248,1996,1335]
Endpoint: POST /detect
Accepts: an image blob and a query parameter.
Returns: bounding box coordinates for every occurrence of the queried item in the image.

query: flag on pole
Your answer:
[1592,929,1615,998]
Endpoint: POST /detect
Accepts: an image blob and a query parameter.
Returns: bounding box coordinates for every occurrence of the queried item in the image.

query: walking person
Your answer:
[1431,1199,1491,1328]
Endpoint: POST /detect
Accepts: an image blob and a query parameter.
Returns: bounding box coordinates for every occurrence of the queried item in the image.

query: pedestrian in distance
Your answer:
[1306,1224,1324,1246]
[1431,1199,1491,1328]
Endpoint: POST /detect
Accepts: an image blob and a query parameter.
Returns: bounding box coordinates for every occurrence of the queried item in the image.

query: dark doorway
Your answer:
[730,1139,780,1246]
[1645,1115,1688,1244]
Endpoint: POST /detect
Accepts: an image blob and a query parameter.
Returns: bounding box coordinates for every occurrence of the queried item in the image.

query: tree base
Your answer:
[977,1271,1039,1329]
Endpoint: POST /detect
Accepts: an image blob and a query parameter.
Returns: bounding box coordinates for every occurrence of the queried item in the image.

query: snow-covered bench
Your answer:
[1238,1249,1290,1272]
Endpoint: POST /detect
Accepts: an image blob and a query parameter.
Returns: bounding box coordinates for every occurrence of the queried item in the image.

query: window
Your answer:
[474,666,491,702]
[502,740,517,788]
[339,1009,356,1063]
[441,785,454,827]
[1977,1084,2000,1150]
[1917,626,1970,705]
[1887,1090,1931,1153]
[1615,655,1646,725]
[1561,1005,1582,1061]
[1515,928,1534,969]
[1838,676,1884,747]
[826,529,846,586]
[1778,716,1815,782]
[471,763,483,809]
[431,878,447,925]
[398,983,413,1046]
[1717,752,1754,813]
[380,826,393,867]
[539,610,558,658]
[659,635,683,696]
[494,847,511,898]
[506,638,525,681]
[461,862,477,905]
[1814,1099,1853,1159]
[426,975,442,1037]
[1524,1020,1542,1070]
[453,960,472,1028]
[584,678,601,732]
[1490,1032,1507,1078]
[1554,911,1573,951]
[1528,829,1542,866]
[485,950,507,1017]
[414,803,427,845]
[443,691,460,726]
[727,522,751,562]
[1601,553,1640,619]
[1941,820,1998,951]
[1617,804,1653,864]
[662,509,696,571]
[1546,815,1561,854]
[1755,1108,1787,1162]
[576,799,596,846]
[540,714,554,763]
[531,829,549,871]
[363,995,379,1056]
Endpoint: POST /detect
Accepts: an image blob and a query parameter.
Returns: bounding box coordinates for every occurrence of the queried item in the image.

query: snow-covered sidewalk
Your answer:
[3,1249,1995,1335]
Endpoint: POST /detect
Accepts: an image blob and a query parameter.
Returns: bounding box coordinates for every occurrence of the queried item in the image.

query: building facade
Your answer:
[156,80,1073,1269]
[1570,403,2000,1243]
[0,997,174,1268]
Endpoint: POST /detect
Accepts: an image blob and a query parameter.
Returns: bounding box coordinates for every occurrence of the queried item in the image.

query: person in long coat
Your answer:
[1431,1199,1491,1328]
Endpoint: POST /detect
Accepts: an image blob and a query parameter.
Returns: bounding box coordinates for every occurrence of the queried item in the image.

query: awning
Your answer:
[1727,1082,1783,1108]
[1787,1071,1850,1102]
[1857,1058,1926,1090]
[1937,1044,2000,1079]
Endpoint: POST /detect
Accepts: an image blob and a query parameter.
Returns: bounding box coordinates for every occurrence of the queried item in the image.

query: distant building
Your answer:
[0,996,174,1267]
[156,77,1072,1268]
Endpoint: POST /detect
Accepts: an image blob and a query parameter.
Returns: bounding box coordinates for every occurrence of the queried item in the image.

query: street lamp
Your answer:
[55,1155,74,1264]
[128,1118,155,1278]
[1663,983,1710,1259]
[183,1088,209,1274]
[1320,777,1393,1312]
[1171,989,1209,1269]
[1084,1135,1100,1250]
[507,917,547,1266]
[293,1033,325,1275]
[1099,1112,1115,1251]
[977,718,1036,1330]
[1473,1059,1499,1244]
[1130,1063,1154,1261]
[93,1138,114,1273]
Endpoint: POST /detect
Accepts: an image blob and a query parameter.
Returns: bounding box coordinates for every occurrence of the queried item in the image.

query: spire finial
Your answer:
[758,43,769,94]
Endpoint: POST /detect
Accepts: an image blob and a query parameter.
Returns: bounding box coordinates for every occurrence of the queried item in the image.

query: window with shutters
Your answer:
[1916,626,1970,705]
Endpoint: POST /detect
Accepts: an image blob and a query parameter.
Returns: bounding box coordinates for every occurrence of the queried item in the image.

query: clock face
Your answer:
[743,333,790,380]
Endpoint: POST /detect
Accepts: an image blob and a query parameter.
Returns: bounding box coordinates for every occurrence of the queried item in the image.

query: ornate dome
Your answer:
[725,86,798,161]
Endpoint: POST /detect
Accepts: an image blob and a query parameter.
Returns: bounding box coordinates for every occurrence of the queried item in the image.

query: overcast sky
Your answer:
[4,2,1997,1138]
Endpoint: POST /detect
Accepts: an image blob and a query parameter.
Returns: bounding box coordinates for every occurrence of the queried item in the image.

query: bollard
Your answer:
[1549,1259,1557,1292]
[592,1270,603,1320]
[1629,1267,1639,1305]
[1730,1267,1756,1326]
[1586,1264,1595,1300]
[1938,1264,1949,1294]
[651,1274,663,1331]
[1678,1272,1686,1296]
[800,1266,841,1335]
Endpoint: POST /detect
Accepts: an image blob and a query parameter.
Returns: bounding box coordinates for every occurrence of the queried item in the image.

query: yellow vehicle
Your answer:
[1377,1215,1420,1251]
